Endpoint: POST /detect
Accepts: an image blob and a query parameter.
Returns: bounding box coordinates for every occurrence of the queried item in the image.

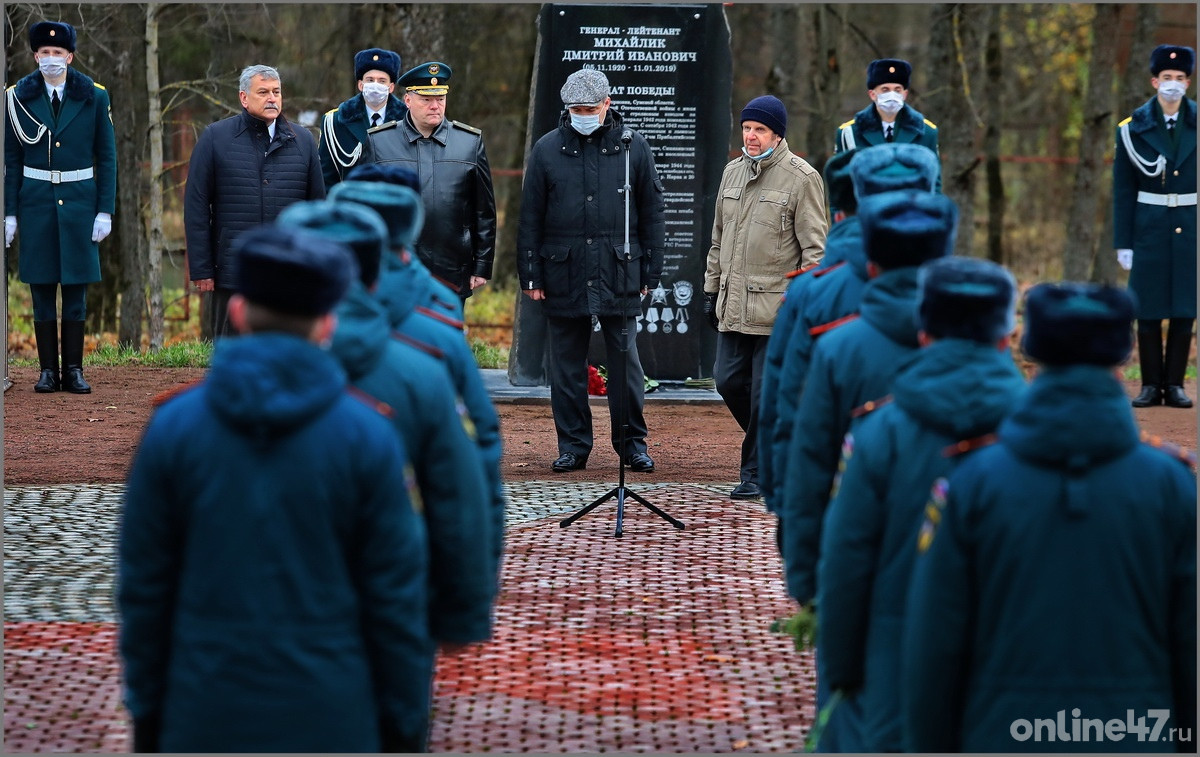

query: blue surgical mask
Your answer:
[570,113,602,135]
[742,145,775,162]
[875,91,904,115]
[38,55,68,79]
[1158,80,1187,103]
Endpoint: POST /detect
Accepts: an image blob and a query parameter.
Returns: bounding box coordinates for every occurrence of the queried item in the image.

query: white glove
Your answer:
[1116,248,1133,271]
[4,216,16,248]
[92,212,112,243]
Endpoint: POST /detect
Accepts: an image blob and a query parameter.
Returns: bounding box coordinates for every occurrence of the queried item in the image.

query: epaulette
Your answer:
[812,261,847,279]
[850,394,891,419]
[1118,116,1133,127]
[838,118,855,129]
[152,378,204,407]
[392,330,445,360]
[451,120,482,135]
[367,120,398,134]
[809,312,859,337]
[785,263,819,279]
[94,83,107,91]
[942,432,998,458]
[324,107,337,116]
[346,385,395,418]
[923,118,937,129]
[416,305,465,331]
[1140,430,1197,469]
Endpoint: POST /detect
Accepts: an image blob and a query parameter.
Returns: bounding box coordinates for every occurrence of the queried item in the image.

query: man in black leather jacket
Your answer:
[365,61,496,301]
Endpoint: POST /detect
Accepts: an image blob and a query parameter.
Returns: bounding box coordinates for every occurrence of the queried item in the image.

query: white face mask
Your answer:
[38,55,68,79]
[570,113,602,135]
[361,82,390,107]
[1158,80,1187,103]
[875,91,905,115]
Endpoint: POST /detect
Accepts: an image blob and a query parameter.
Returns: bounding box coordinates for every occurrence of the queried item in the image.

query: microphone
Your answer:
[621,129,633,144]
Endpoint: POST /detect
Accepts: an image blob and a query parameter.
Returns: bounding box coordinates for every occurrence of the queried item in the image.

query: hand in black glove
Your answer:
[703,291,719,330]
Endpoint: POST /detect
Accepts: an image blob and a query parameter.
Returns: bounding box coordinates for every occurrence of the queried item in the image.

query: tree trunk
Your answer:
[146,3,165,350]
[925,4,987,257]
[1062,4,1120,281]
[983,5,1005,265]
[802,4,844,175]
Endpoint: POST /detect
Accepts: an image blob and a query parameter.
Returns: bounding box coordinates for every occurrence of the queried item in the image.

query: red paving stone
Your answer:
[4,485,815,752]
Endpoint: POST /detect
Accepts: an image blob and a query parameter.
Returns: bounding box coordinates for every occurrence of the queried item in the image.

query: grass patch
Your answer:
[470,337,509,370]
[85,341,212,368]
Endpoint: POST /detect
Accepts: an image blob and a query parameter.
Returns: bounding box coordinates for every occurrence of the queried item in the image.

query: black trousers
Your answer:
[715,330,769,483]
[546,314,648,459]
[209,287,236,340]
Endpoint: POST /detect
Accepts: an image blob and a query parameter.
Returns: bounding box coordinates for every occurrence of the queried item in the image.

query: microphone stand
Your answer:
[560,127,685,537]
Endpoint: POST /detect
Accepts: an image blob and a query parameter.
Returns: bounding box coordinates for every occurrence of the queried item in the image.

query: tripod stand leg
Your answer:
[615,486,625,537]
[626,489,686,529]
[560,487,618,528]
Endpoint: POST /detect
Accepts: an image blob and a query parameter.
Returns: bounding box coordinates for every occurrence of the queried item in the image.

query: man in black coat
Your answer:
[184,64,325,338]
[517,68,666,473]
[365,62,497,301]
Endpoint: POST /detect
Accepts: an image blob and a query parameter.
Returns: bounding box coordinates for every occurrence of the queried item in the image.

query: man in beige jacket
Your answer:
[703,95,827,500]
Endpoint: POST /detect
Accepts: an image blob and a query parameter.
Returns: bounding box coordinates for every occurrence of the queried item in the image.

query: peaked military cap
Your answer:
[277,200,390,289]
[917,257,1016,343]
[867,58,911,89]
[561,69,610,106]
[1022,283,1136,367]
[851,143,940,198]
[30,21,76,52]
[355,48,401,82]
[234,225,356,317]
[329,180,426,249]
[824,149,858,213]
[859,189,957,269]
[399,62,451,95]
[346,163,421,191]
[1150,45,1195,77]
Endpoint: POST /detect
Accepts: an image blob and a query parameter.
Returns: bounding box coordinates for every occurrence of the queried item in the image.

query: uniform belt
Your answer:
[1136,191,1197,208]
[23,166,95,184]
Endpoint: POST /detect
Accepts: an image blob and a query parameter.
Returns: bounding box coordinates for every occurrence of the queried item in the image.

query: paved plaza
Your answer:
[5,477,817,753]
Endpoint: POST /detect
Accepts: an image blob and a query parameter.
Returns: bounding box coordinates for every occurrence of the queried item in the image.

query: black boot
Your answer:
[1163,318,1194,408]
[33,320,60,393]
[1132,320,1164,408]
[60,320,92,394]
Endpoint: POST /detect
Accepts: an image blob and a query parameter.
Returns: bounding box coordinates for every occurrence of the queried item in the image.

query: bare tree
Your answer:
[983,5,1005,265]
[1062,4,1120,281]
[146,3,165,350]
[801,5,846,174]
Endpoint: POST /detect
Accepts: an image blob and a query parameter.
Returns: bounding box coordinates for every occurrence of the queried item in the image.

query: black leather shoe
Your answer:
[34,368,60,393]
[62,367,92,394]
[1131,385,1163,407]
[551,452,587,472]
[625,452,655,473]
[1163,385,1193,408]
[730,481,762,499]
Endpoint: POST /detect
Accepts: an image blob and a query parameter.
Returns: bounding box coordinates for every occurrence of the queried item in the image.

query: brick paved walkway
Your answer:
[5,481,815,752]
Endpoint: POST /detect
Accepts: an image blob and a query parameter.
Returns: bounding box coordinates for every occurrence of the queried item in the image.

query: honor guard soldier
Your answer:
[904,282,1196,752]
[4,20,116,394]
[834,59,940,205]
[818,257,1025,752]
[366,61,497,301]
[1114,44,1197,409]
[318,48,406,189]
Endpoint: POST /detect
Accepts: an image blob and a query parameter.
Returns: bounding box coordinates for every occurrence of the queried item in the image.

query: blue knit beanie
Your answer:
[741,95,787,138]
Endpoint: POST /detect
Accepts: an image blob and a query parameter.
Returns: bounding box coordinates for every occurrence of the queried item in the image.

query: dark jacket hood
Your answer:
[858,266,922,348]
[892,338,1026,439]
[999,364,1140,470]
[330,283,391,382]
[206,333,346,439]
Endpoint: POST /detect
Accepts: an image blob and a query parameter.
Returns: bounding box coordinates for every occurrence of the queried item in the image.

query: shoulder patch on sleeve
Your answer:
[943,432,998,458]
[916,477,950,553]
[324,107,338,116]
[346,385,395,418]
[452,120,482,135]
[923,118,937,129]
[94,82,107,91]
[1141,431,1197,469]
[829,432,856,500]
[1118,116,1133,127]
[838,119,855,129]
[851,394,892,419]
[152,378,205,407]
[367,120,397,134]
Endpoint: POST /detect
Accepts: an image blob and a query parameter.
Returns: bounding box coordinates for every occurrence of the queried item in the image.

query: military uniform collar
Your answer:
[403,112,450,144]
[14,67,94,103]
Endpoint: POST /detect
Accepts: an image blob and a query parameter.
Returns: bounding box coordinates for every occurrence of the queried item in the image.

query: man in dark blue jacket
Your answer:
[184,64,325,338]
[817,257,1025,751]
[517,68,665,474]
[318,48,406,188]
[119,225,432,752]
[904,282,1196,752]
